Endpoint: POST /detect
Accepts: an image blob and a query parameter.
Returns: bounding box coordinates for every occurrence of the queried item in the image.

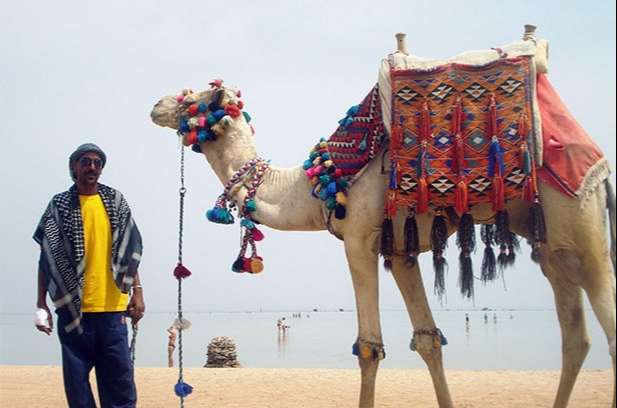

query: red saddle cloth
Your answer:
[536,74,608,198]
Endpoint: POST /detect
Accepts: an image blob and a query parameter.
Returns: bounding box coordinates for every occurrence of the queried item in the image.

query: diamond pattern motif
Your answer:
[498,77,523,97]
[469,175,491,193]
[396,86,420,105]
[463,82,488,101]
[403,129,419,149]
[505,167,526,186]
[430,176,456,195]
[434,130,452,150]
[400,173,418,193]
[467,128,489,152]
[430,83,454,103]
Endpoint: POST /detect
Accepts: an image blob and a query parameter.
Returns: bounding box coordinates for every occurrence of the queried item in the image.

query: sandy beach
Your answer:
[0,366,612,407]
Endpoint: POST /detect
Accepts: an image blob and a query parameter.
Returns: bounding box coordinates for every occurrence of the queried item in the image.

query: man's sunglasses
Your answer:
[79,157,103,169]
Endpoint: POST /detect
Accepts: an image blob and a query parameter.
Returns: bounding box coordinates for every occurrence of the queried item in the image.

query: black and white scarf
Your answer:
[33,184,143,334]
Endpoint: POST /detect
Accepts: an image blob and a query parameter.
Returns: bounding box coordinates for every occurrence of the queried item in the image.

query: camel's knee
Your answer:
[410,328,447,362]
[547,249,584,285]
[353,338,386,362]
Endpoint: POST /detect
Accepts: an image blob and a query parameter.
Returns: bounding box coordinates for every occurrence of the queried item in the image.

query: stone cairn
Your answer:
[204,336,241,368]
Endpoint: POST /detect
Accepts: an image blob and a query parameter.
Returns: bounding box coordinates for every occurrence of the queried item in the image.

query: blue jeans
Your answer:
[58,312,136,408]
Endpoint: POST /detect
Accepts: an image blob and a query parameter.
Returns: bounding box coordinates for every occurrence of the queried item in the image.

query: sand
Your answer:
[0,366,612,407]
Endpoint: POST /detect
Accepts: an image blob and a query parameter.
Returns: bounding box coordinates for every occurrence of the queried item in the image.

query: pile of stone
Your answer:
[204,336,241,368]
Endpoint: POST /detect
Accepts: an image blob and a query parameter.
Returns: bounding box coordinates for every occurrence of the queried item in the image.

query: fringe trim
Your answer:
[575,158,612,207]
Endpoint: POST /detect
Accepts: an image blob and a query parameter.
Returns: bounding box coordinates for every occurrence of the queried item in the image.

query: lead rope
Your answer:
[173,146,194,406]
[129,323,138,365]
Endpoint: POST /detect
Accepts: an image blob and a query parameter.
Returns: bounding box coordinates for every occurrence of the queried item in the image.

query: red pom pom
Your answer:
[252,228,264,241]
[225,104,241,118]
[188,104,199,116]
[237,100,244,110]
[242,257,252,272]
[236,90,242,97]
[173,263,192,279]
[186,130,198,145]
[334,169,343,178]
[209,79,223,88]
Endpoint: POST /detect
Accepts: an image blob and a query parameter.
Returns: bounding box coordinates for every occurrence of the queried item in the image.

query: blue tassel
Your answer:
[322,152,331,160]
[240,219,255,229]
[207,113,216,126]
[488,137,505,177]
[326,197,336,210]
[197,130,208,143]
[359,136,367,152]
[352,342,359,356]
[179,119,190,133]
[232,257,245,273]
[319,175,332,186]
[206,207,234,224]
[212,109,226,121]
[347,105,360,116]
[389,164,397,189]
[174,381,193,398]
[198,102,208,113]
[245,199,257,212]
[327,182,337,196]
[242,111,251,122]
[523,147,532,175]
[318,187,329,201]
[439,329,448,346]
[303,159,313,170]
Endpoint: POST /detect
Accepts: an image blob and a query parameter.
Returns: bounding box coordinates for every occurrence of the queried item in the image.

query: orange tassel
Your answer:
[455,179,469,215]
[417,177,429,214]
[522,178,535,203]
[492,175,505,212]
[386,191,398,218]
[391,125,403,151]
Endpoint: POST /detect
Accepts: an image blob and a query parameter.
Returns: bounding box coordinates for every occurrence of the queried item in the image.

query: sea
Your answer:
[0,310,610,369]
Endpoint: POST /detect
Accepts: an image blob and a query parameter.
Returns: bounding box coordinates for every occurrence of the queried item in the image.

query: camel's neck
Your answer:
[202,125,326,232]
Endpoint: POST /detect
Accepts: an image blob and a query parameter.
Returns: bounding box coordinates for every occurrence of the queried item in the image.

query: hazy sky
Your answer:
[1,1,615,317]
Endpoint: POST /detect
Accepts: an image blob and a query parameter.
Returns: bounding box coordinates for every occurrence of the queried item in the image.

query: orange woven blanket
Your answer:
[387,56,537,217]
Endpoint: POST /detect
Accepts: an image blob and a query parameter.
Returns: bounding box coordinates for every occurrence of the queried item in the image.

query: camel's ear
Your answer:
[151,95,180,129]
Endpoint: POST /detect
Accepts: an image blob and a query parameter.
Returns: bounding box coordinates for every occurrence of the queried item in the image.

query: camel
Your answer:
[151,28,616,408]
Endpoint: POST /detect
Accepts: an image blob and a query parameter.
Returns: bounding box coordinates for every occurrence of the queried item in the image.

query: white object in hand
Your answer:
[34,308,50,328]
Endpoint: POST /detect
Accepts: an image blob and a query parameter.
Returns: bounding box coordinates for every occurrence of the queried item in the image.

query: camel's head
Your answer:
[150,80,252,151]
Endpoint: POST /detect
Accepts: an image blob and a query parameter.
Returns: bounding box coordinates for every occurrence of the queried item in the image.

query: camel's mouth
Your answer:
[151,81,251,149]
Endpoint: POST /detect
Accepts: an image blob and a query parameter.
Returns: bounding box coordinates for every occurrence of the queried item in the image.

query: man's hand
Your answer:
[127,289,145,326]
[35,304,53,335]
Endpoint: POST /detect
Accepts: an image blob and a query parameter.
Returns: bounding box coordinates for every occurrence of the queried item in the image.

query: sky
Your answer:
[0,1,615,316]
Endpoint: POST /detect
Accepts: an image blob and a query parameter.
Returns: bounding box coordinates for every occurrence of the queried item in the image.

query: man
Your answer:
[34,143,145,408]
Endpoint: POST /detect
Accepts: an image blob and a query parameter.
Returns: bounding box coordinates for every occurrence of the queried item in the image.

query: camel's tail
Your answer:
[606,178,616,273]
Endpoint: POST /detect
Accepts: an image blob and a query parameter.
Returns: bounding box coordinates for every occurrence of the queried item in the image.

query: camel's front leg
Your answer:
[390,255,454,408]
[344,236,383,408]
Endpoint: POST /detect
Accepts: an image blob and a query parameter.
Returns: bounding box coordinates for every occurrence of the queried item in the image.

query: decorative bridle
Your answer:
[175,80,270,274]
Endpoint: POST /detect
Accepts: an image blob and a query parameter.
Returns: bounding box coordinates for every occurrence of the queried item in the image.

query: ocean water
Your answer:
[0,310,611,369]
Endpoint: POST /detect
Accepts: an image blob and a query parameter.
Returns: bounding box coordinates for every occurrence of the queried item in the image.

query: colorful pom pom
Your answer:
[225,104,242,119]
[252,228,264,241]
[174,381,193,398]
[242,111,251,122]
[173,263,192,279]
[245,199,257,212]
[250,257,264,273]
[188,104,199,116]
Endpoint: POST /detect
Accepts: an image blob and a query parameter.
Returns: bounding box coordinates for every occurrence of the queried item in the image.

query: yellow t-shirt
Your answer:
[79,194,128,312]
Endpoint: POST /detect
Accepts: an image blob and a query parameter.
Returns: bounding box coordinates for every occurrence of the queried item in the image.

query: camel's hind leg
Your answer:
[579,253,616,408]
[543,252,592,408]
[390,256,454,408]
[344,237,384,408]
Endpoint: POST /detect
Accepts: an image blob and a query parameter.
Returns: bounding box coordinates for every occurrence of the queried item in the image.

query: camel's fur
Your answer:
[151,85,616,408]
